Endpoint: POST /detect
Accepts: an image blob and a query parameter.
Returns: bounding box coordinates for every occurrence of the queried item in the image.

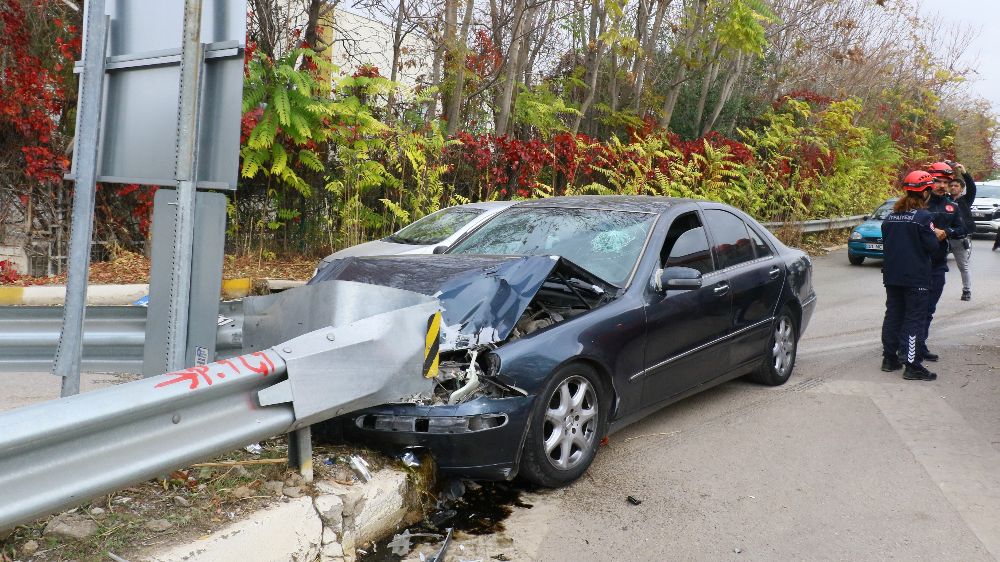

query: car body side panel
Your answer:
[491,297,647,415]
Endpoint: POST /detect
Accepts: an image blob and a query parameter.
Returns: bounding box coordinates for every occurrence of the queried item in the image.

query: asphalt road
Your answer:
[451,239,1000,562]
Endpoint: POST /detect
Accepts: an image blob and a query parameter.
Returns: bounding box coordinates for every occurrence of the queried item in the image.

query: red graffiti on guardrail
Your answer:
[154,352,278,390]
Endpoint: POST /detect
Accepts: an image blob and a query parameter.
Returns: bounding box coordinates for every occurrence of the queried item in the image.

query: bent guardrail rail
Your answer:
[0,281,439,531]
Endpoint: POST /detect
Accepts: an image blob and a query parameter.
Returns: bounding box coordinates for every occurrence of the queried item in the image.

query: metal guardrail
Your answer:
[763,215,866,233]
[0,281,439,531]
[0,302,244,373]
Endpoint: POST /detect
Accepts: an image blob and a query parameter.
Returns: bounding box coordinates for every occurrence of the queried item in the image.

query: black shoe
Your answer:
[961,290,971,301]
[921,351,939,362]
[903,364,937,381]
[881,356,903,372]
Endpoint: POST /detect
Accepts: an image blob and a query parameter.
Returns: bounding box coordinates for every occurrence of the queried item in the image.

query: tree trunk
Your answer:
[702,53,744,135]
[446,0,476,136]
[571,0,605,135]
[524,0,555,89]
[425,17,444,119]
[610,50,619,114]
[632,0,670,112]
[495,0,528,136]
[387,0,406,113]
[693,39,721,132]
[660,0,705,129]
[440,0,459,116]
[303,0,324,51]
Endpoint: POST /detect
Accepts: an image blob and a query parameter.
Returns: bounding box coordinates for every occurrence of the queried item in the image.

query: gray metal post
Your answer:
[288,426,314,483]
[52,0,108,397]
[166,0,205,371]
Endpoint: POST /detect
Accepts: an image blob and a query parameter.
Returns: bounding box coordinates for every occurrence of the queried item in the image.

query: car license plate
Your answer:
[974,211,988,218]
[865,243,883,250]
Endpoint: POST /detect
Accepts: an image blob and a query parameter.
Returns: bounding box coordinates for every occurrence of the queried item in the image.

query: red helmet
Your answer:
[927,161,954,179]
[902,170,934,192]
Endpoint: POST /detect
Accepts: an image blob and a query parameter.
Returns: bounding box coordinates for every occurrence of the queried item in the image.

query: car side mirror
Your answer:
[656,266,702,292]
[432,245,449,254]
[862,215,870,221]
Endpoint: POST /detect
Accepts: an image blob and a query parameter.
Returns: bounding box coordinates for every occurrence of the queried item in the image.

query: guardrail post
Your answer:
[288,426,314,483]
[53,0,108,397]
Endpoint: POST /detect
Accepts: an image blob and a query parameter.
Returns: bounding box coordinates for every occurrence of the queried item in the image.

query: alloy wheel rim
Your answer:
[542,375,598,471]
[772,316,795,376]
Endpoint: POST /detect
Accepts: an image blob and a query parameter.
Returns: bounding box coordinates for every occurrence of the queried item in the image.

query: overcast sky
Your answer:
[919,0,1000,113]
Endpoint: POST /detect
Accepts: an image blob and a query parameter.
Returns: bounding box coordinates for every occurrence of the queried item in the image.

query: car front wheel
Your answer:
[519,364,606,487]
[848,253,865,265]
[750,307,798,386]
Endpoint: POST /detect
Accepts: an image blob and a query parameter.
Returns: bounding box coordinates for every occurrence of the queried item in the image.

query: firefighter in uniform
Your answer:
[881,171,945,380]
[922,162,967,361]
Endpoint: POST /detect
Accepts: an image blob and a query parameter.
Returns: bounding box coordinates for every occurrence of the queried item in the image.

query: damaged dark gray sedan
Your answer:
[312,196,816,487]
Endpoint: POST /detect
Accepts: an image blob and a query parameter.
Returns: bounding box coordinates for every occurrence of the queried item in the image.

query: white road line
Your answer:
[817,380,1000,558]
[800,317,1000,357]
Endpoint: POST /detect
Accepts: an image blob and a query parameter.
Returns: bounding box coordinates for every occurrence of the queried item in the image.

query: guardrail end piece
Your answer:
[264,300,440,431]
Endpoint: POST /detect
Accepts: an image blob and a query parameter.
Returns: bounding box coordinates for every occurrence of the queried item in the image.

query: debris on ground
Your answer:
[349,455,373,482]
[43,513,98,541]
[627,495,642,505]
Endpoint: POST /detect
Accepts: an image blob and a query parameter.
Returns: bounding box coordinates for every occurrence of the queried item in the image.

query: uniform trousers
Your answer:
[919,270,946,355]
[882,285,930,366]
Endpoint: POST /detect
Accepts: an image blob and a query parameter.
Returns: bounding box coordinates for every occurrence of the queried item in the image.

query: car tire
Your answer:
[519,363,607,487]
[749,307,798,386]
[848,253,865,265]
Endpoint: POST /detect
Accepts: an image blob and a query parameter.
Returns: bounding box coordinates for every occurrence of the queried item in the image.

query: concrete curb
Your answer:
[141,469,416,562]
[0,278,304,305]
[0,279,252,305]
[0,284,149,306]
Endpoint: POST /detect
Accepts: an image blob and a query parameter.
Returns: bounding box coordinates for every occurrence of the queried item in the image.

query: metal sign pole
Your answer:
[165,0,205,371]
[52,0,108,397]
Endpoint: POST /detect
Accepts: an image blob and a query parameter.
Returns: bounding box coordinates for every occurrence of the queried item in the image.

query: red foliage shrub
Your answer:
[0,260,19,285]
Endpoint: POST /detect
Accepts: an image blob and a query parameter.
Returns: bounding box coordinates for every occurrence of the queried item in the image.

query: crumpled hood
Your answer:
[309,255,564,350]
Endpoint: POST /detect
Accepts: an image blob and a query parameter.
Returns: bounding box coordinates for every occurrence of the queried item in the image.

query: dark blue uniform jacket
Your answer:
[881,208,939,288]
[926,193,966,267]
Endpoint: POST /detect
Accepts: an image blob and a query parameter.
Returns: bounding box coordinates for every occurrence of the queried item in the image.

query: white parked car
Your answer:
[312,201,516,276]
[970,182,1000,234]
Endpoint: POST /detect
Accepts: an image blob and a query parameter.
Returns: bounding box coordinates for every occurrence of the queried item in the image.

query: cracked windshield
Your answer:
[450,207,655,285]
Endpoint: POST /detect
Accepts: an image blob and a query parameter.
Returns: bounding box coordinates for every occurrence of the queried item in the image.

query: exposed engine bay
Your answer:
[428,269,611,406]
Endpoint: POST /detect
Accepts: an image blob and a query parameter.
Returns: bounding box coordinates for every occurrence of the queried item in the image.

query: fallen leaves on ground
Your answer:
[10,252,319,286]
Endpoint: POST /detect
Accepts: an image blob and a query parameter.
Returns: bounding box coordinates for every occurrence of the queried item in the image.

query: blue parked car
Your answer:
[848,198,897,265]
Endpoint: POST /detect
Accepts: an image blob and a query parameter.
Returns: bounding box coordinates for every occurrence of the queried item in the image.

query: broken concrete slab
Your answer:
[140,468,420,562]
[143,497,322,562]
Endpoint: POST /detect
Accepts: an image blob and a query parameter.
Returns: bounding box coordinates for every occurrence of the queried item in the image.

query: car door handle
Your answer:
[713,283,729,296]
[768,266,781,280]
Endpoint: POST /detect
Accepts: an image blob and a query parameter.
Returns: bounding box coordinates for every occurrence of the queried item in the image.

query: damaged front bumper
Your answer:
[339,395,535,481]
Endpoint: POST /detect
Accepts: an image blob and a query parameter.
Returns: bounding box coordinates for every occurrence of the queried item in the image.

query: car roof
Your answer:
[511,195,687,214]
[463,200,518,211]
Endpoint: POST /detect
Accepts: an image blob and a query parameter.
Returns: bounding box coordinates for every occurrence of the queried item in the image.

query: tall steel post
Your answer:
[52,0,108,397]
[166,0,205,371]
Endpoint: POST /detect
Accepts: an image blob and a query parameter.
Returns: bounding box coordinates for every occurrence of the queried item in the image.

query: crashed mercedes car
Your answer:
[312,196,816,487]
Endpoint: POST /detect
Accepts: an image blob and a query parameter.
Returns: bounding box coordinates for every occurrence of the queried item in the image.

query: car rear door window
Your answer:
[747,225,773,259]
[704,209,756,269]
[660,212,714,275]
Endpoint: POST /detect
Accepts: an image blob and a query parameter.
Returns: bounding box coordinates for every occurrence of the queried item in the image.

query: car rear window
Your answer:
[387,207,485,245]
